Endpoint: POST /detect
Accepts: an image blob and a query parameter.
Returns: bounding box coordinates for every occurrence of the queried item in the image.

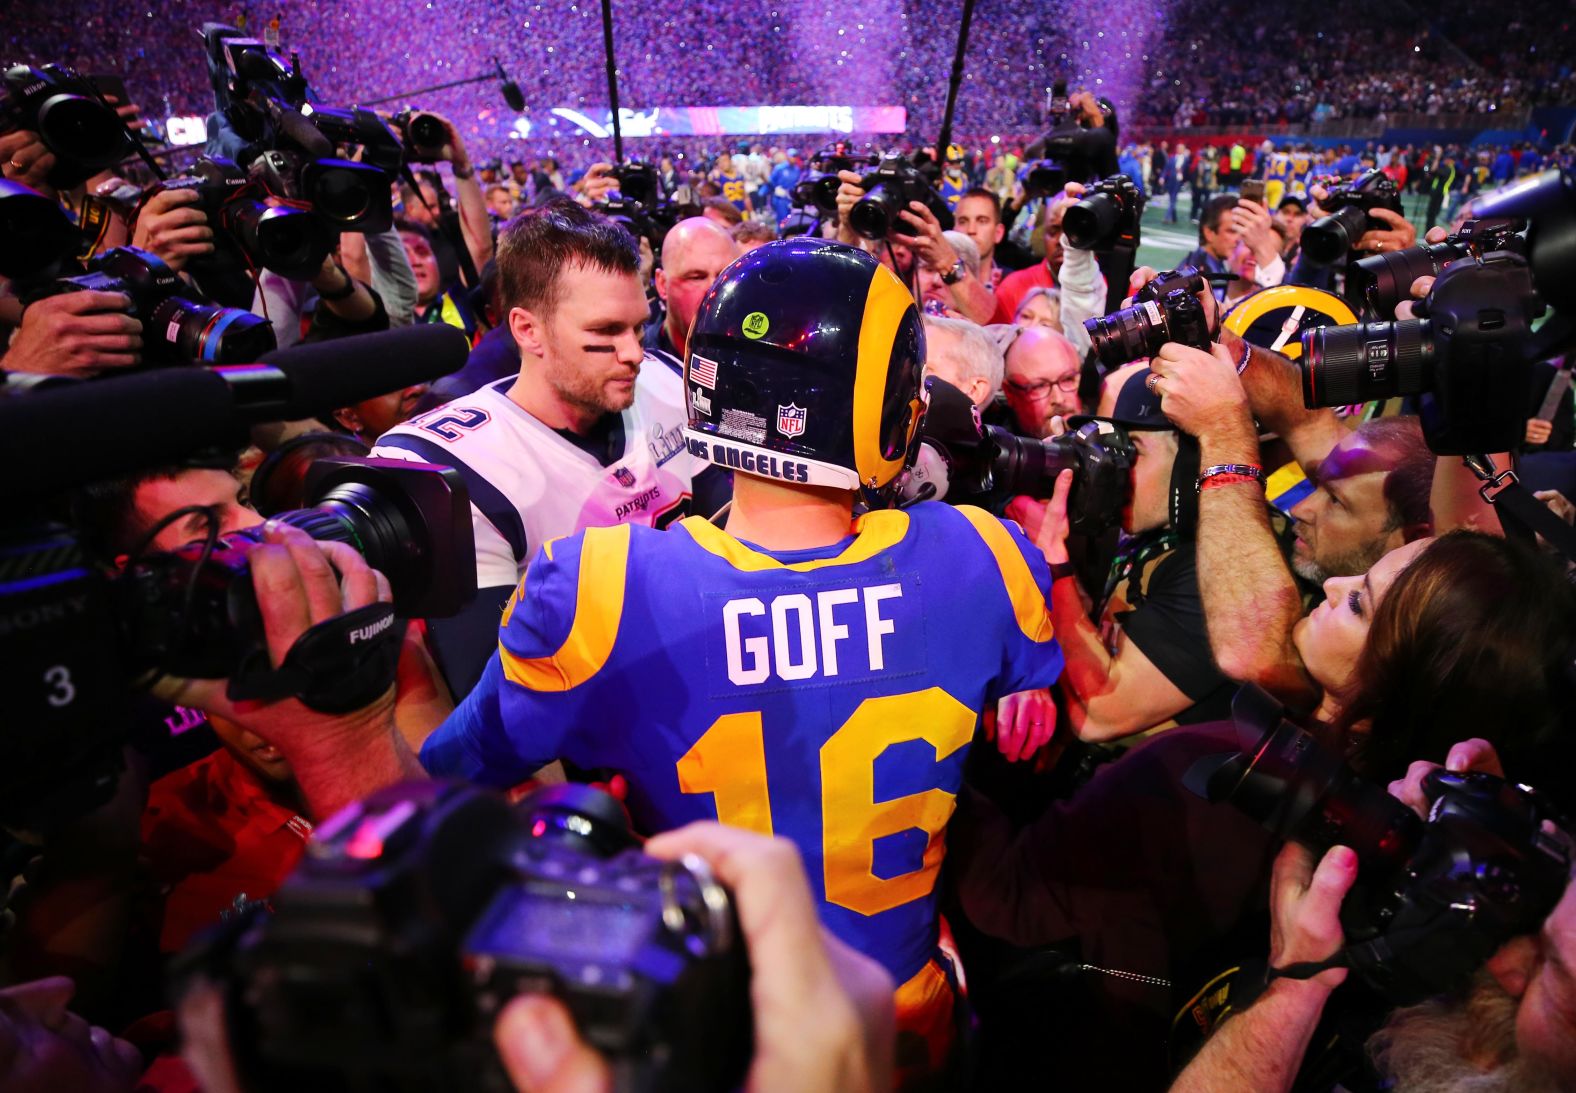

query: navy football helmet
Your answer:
[683,238,925,501]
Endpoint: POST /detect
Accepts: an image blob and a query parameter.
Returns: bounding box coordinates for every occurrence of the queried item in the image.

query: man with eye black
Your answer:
[372,201,730,696]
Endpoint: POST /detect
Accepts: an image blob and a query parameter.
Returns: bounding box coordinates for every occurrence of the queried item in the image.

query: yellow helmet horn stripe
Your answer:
[853,265,919,488]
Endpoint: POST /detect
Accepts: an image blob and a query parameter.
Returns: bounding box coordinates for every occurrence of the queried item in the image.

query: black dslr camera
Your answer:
[1062,174,1143,252]
[1186,685,1573,1003]
[792,142,881,214]
[2,457,475,832]
[184,781,752,1093]
[1300,251,1544,453]
[391,109,449,161]
[1346,216,1524,317]
[28,246,277,366]
[159,155,335,281]
[1301,169,1405,266]
[0,180,277,366]
[846,153,954,239]
[910,377,1136,534]
[0,63,137,189]
[1085,266,1213,369]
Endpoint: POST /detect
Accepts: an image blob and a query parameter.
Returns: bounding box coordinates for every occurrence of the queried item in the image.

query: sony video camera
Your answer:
[1085,266,1213,369]
[182,780,752,1093]
[1346,216,1524,317]
[2,457,475,832]
[1186,685,1573,1003]
[1300,251,1544,453]
[909,376,1135,534]
[1063,173,1144,252]
[1301,169,1405,267]
[0,62,138,189]
[845,153,954,240]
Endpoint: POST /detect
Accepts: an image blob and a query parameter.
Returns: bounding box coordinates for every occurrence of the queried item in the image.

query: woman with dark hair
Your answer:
[949,531,1576,1089]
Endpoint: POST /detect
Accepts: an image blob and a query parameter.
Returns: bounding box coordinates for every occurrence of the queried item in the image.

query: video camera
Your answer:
[843,153,954,240]
[0,62,138,189]
[201,23,401,238]
[3,455,474,832]
[1186,685,1573,1003]
[907,376,1135,534]
[1301,169,1404,267]
[1021,79,1110,193]
[595,160,684,248]
[1085,266,1213,370]
[1347,216,1524,317]
[1063,174,1144,253]
[181,780,753,1092]
[0,324,475,832]
[0,179,277,366]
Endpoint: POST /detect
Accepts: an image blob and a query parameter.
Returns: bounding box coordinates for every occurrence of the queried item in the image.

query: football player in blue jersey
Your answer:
[178,239,1066,1085]
[415,237,1067,1082]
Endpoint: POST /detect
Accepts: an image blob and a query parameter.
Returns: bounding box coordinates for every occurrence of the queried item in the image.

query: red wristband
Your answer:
[1198,472,1264,491]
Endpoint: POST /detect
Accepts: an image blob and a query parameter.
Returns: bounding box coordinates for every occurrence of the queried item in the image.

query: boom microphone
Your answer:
[0,324,469,503]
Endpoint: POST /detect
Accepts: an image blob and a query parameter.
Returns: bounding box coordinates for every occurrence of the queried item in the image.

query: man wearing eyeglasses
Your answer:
[1003,327,1086,439]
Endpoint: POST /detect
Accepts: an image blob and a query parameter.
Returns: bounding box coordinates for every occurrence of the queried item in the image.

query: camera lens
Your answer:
[849,184,902,239]
[226,201,333,280]
[408,113,446,152]
[1085,297,1178,369]
[150,296,278,364]
[1062,192,1118,251]
[35,93,129,171]
[809,174,843,214]
[1301,204,1371,266]
[311,166,373,224]
[1348,242,1465,317]
[1299,320,1437,407]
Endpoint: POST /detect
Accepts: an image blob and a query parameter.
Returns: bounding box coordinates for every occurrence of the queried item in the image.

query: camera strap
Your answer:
[1461,454,1576,565]
[226,603,404,713]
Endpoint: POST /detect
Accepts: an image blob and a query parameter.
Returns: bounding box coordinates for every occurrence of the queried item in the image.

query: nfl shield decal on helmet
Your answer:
[776,403,807,438]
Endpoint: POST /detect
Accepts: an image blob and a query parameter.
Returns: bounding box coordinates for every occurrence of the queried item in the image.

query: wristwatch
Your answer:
[939,258,968,285]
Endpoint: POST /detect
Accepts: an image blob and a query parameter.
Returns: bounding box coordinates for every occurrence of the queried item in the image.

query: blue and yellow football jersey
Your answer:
[422,502,1064,985]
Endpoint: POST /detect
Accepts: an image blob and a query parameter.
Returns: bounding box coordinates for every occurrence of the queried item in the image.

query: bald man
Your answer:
[1003,326,1084,439]
[647,216,740,371]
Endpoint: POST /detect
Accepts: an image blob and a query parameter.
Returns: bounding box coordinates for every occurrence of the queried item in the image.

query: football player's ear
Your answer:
[509,306,549,358]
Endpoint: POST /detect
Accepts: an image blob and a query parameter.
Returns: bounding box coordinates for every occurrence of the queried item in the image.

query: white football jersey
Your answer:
[372,358,709,589]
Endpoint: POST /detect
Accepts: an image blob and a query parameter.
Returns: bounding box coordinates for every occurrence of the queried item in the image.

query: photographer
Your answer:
[1007,375,1236,740]
[952,531,1576,1089]
[1170,742,1576,1093]
[833,170,1008,325]
[996,182,1107,346]
[399,113,494,278]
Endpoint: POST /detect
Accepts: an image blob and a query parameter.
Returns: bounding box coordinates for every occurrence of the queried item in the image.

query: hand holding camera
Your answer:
[0,127,54,192]
[131,186,216,272]
[576,161,620,206]
[1146,341,1253,443]
[890,197,959,274]
[1229,197,1280,267]
[3,289,141,377]
[1268,842,1358,994]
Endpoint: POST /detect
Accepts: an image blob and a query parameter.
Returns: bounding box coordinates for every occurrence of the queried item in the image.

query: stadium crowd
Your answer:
[4,2,1576,1092]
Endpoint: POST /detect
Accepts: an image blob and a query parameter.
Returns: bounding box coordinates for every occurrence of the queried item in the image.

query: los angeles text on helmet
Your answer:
[687,436,811,483]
